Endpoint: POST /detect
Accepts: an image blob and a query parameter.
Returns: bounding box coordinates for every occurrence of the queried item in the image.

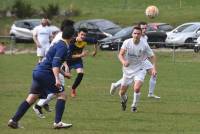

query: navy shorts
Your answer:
[68,59,83,70]
[30,70,65,98]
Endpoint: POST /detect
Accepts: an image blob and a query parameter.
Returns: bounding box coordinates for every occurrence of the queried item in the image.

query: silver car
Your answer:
[10,19,59,42]
[165,22,200,48]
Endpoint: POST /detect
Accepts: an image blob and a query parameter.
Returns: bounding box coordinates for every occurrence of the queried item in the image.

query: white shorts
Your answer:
[59,73,65,86]
[143,59,153,70]
[37,46,50,57]
[121,69,146,86]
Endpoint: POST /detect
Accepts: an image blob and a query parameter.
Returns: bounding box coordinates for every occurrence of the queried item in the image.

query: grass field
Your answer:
[1,0,200,35]
[0,49,200,134]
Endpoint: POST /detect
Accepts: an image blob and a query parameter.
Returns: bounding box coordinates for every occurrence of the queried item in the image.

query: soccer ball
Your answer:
[145,5,159,19]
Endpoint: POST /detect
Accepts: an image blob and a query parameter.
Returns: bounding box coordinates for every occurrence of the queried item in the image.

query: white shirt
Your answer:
[121,38,154,76]
[50,32,62,46]
[33,25,52,47]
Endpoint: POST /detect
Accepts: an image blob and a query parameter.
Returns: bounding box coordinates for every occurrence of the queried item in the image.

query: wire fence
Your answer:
[99,40,197,63]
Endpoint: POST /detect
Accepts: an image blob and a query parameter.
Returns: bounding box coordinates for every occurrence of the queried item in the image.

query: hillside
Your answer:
[1,0,200,35]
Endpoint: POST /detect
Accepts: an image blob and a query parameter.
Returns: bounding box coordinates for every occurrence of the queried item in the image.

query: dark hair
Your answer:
[133,26,142,32]
[78,28,88,33]
[60,19,74,31]
[138,21,147,27]
[62,26,75,39]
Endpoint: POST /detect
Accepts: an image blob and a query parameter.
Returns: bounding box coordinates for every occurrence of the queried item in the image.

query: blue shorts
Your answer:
[68,59,83,70]
[30,70,65,98]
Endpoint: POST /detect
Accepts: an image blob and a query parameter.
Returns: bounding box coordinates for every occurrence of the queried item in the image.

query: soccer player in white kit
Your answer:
[118,26,157,112]
[33,18,52,62]
[110,22,160,99]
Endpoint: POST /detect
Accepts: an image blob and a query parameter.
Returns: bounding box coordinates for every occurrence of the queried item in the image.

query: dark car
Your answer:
[99,23,173,50]
[74,19,122,40]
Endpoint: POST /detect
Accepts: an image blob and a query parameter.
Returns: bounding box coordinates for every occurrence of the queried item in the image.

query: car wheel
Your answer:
[155,38,165,48]
[194,46,199,53]
[185,38,194,49]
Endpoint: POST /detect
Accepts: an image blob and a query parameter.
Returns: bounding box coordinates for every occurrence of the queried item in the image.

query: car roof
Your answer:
[180,22,200,25]
[81,19,109,23]
[14,19,41,23]
[148,23,170,26]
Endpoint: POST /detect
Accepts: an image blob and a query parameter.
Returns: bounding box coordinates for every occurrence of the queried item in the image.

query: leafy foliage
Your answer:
[41,3,60,19]
[11,0,35,18]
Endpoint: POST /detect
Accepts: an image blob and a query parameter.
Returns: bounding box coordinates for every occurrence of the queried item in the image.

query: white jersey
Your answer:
[33,25,52,47]
[121,38,154,77]
[50,32,62,46]
[140,35,154,70]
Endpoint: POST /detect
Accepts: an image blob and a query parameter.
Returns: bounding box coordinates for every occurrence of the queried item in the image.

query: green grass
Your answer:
[2,0,200,35]
[0,50,200,134]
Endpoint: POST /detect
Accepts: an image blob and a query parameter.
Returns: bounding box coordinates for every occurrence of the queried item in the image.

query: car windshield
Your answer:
[158,24,173,31]
[181,24,200,32]
[31,20,40,27]
[95,20,119,30]
[175,24,193,32]
[114,27,132,36]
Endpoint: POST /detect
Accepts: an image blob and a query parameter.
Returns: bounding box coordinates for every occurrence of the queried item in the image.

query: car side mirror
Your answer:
[196,31,200,35]
[173,29,178,33]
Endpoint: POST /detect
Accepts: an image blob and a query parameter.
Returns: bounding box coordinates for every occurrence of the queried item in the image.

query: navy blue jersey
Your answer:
[68,37,97,63]
[30,39,72,97]
[70,37,97,55]
[35,40,71,72]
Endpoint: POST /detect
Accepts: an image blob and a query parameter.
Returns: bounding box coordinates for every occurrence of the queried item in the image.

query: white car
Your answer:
[10,19,59,42]
[165,22,200,48]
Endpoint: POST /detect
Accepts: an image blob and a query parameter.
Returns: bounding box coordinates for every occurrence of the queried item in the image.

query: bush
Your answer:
[11,0,35,18]
[65,4,81,17]
[41,3,60,19]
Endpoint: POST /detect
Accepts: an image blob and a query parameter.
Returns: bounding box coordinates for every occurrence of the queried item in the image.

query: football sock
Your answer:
[37,93,55,106]
[120,94,127,102]
[72,73,84,90]
[114,79,122,88]
[149,75,157,95]
[55,99,65,123]
[12,101,30,122]
[131,92,141,108]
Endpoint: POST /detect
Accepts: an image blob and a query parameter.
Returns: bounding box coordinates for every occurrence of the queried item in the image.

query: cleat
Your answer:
[43,104,52,112]
[53,122,72,129]
[71,89,76,98]
[8,119,24,129]
[148,94,160,99]
[121,97,128,111]
[32,105,45,119]
[131,107,137,112]
[110,83,117,95]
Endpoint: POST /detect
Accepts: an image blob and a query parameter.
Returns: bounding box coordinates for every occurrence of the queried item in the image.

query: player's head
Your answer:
[41,16,48,27]
[132,26,142,44]
[60,19,74,31]
[77,28,88,40]
[137,21,147,35]
[62,26,75,40]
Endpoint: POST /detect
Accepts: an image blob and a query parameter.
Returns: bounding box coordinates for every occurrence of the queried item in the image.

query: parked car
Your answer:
[10,19,59,42]
[165,22,200,48]
[74,19,122,40]
[99,23,172,50]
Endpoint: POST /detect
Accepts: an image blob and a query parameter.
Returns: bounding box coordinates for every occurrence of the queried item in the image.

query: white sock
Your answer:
[120,94,127,102]
[37,93,55,106]
[131,92,141,108]
[149,75,157,95]
[114,78,122,88]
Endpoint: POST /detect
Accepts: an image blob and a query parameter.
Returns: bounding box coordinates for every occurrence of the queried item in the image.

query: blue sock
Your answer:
[55,99,66,123]
[12,101,30,122]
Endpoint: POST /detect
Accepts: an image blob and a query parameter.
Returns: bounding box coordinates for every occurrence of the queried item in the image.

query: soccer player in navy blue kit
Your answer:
[69,28,98,97]
[8,26,75,129]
